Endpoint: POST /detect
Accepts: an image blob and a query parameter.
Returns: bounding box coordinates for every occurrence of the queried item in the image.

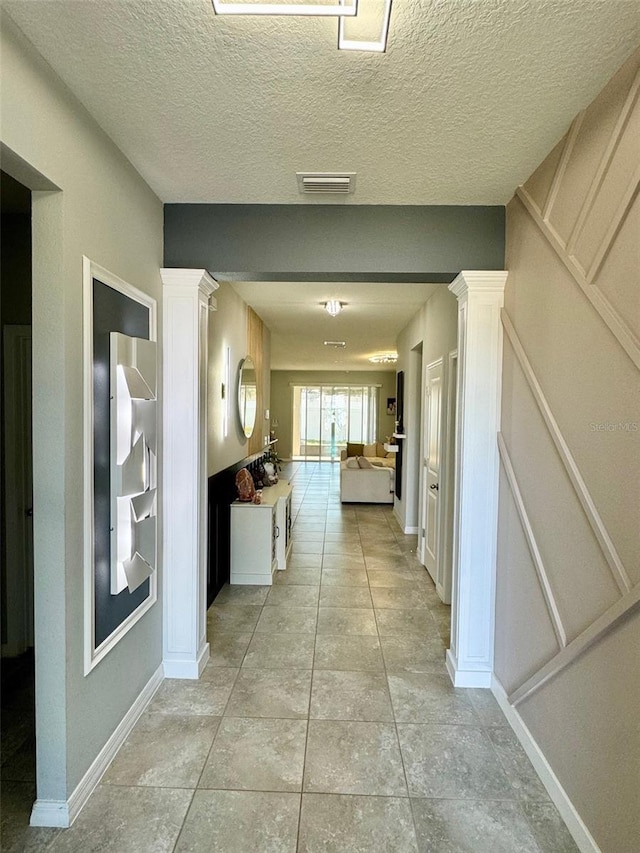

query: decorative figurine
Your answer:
[235,468,256,502]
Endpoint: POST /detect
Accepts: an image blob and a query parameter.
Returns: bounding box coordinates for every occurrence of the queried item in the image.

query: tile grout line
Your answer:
[368,504,423,846]
[295,462,325,851]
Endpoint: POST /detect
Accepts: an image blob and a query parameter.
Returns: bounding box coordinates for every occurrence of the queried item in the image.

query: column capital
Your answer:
[449,270,508,300]
[160,268,219,298]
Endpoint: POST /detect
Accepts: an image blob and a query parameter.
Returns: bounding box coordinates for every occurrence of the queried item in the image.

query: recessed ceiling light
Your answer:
[324,341,346,348]
[339,0,393,53]
[324,300,343,316]
[368,352,397,364]
[212,1,357,17]
[211,0,391,53]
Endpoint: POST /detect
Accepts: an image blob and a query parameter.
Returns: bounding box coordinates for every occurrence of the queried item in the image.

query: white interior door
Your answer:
[421,359,443,584]
[2,325,34,656]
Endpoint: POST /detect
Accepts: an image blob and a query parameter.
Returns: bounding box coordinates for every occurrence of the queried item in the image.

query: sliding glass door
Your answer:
[292,385,378,460]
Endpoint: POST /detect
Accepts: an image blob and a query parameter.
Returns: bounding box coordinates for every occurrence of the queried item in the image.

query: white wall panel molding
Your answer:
[542,110,585,221]
[567,67,640,254]
[516,187,640,370]
[497,432,566,648]
[446,270,507,688]
[501,309,631,595]
[508,584,640,709]
[161,269,218,678]
[585,164,640,282]
[492,675,602,853]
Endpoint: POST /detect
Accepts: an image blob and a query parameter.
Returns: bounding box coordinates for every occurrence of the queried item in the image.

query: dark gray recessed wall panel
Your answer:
[164,204,505,280]
[93,279,150,648]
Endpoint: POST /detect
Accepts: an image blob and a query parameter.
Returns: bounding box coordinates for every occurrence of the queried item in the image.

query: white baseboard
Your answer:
[445,649,492,687]
[435,581,451,605]
[30,663,164,828]
[491,674,601,853]
[163,641,210,679]
[403,525,419,535]
[28,799,70,829]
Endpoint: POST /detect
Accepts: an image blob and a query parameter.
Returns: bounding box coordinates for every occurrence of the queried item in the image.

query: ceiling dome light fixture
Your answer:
[324,300,343,317]
[211,0,392,53]
[368,352,398,364]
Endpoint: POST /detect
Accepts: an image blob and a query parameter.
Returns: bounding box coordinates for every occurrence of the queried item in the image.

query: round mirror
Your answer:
[238,356,257,438]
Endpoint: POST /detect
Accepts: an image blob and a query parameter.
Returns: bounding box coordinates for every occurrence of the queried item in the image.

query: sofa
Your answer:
[339,442,396,504]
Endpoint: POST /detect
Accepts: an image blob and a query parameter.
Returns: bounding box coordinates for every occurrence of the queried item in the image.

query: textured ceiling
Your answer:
[231,281,438,369]
[5,1,638,370]
[4,0,639,205]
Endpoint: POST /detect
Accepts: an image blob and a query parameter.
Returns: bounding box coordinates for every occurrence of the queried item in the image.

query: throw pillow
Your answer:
[346,457,360,468]
[346,442,364,457]
[363,442,377,457]
[357,455,374,469]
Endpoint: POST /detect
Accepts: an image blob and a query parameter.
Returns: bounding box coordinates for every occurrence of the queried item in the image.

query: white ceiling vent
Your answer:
[297,173,356,194]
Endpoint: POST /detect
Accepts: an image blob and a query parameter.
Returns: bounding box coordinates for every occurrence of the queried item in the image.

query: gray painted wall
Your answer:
[164,204,505,280]
[1,18,164,803]
[395,287,458,532]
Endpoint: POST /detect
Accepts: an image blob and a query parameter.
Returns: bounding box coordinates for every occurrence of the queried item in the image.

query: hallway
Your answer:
[7,462,577,852]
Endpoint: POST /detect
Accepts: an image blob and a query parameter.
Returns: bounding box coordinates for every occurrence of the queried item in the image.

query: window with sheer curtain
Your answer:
[291,384,379,460]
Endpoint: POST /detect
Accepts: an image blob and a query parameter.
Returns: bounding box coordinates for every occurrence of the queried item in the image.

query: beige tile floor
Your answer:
[1,461,580,852]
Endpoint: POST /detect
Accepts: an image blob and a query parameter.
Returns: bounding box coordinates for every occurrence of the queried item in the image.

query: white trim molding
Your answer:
[509,584,640,708]
[161,269,218,679]
[492,675,602,853]
[446,270,508,688]
[501,309,630,594]
[30,664,164,827]
[82,257,158,675]
[497,433,567,648]
[516,186,640,371]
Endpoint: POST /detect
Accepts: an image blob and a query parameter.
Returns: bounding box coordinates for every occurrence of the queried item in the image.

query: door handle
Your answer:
[429,484,439,491]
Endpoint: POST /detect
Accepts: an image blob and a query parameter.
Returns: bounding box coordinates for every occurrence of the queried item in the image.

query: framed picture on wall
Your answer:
[82,256,158,674]
[386,397,396,416]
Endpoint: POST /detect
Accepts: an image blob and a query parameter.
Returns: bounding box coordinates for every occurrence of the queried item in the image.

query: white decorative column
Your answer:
[161,269,218,678]
[446,270,508,688]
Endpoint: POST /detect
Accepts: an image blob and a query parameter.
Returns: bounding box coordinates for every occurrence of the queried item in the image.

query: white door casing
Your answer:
[420,359,443,584]
[437,350,457,605]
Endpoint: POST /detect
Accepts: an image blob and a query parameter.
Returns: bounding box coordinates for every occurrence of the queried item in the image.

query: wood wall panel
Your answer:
[593,191,640,339]
[573,84,640,275]
[505,197,640,580]
[498,47,640,853]
[494,467,561,695]
[524,135,567,214]
[546,58,640,245]
[500,338,621,641]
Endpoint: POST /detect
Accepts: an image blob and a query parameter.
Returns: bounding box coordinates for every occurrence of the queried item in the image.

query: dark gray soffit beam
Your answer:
[164,204,505,281]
